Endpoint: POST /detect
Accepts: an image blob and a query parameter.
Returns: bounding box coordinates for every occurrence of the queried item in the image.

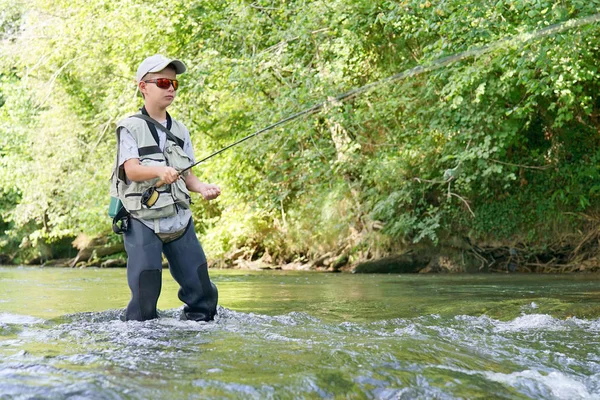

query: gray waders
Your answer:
[123,218,218,321]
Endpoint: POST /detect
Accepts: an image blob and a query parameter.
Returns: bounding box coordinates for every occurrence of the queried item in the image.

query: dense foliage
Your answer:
[1,0,599,264]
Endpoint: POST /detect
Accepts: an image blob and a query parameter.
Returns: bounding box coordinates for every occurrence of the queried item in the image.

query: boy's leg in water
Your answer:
[163,221,218,321]
[123,218,164,321]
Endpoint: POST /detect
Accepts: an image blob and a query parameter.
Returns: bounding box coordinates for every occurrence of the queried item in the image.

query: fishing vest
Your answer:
[110,115,193,221]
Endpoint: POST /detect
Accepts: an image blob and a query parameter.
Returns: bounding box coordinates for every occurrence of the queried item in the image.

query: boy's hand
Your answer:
[199,183,221,201]
[159,166,180,184]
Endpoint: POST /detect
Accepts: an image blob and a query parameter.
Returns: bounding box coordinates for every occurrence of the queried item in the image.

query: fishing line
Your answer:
[182,12,600,174]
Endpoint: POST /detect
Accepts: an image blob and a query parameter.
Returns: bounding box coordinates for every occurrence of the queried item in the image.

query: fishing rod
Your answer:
[141,12,600,208]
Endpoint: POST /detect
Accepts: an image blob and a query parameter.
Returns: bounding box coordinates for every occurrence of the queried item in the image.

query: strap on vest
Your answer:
[142,107,161,146]
[133,109,185,148]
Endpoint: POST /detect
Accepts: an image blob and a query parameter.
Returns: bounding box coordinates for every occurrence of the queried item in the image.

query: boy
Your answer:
[110,54,220,322]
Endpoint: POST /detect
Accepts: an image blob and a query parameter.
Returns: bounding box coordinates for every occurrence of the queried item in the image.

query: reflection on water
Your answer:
[1,267,600,399]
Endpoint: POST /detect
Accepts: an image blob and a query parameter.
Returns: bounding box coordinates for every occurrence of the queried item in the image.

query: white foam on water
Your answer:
[156,318,201,329]
[494,314,563,332]
[0,313,45,325]
[337,321,369,333]
[452,314,600,334]
[531,302,539,309]
[585,318,600,331]
[264,332,308,343]
[192,378,270,397]
[433,364,598,399]
[484,369,595,399]
[392,324,421,337]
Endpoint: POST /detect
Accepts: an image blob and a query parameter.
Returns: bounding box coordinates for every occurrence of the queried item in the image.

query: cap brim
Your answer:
[147,59,187,75]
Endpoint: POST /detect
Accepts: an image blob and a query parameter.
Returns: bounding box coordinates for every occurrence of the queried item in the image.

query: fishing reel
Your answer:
[141,171,183,208]
[141,186,160,208]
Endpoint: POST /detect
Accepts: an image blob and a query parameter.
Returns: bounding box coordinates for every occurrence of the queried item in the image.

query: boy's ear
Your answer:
[137,81,146,99]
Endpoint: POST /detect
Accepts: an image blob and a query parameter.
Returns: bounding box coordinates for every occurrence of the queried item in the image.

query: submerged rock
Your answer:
[353,252,431,273]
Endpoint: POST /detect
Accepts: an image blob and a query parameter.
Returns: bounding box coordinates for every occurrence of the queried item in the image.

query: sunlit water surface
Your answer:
[1,267,600,399]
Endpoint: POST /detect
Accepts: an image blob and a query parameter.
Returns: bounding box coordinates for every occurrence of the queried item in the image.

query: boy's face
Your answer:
[139,66,178,109]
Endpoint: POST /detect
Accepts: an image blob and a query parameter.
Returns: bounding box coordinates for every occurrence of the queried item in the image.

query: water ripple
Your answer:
[0,310,598,399]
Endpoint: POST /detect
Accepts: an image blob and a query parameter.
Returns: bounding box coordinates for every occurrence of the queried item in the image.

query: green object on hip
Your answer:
[108,197,123,218]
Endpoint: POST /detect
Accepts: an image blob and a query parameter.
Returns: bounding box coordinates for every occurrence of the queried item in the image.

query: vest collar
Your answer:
[141,106,172,129]
[140,106,173,146]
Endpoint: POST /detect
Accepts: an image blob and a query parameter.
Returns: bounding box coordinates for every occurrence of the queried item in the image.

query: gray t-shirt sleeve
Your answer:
[118,127,140,167]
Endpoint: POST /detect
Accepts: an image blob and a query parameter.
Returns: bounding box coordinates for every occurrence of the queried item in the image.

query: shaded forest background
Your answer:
[0,0,599,271]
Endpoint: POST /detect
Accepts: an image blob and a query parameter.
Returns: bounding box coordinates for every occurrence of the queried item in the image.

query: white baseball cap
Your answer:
[136,54,187,82]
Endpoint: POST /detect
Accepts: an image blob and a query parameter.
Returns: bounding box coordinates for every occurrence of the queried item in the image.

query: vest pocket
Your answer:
[164,143,192,171]
[122,185,177,219]
[123,192,144,211]
[171,179,191,209]
[135,204,177,219]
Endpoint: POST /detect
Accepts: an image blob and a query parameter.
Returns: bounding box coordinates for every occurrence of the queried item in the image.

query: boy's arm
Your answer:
[184,172,221,200]
[119,127,180,185]
[123,159,180,184]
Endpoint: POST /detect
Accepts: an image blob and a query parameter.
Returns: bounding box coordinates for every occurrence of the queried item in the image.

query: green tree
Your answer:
[0,0,598,264]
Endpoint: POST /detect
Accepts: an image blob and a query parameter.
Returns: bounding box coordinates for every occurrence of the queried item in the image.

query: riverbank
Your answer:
[5,229,598,273]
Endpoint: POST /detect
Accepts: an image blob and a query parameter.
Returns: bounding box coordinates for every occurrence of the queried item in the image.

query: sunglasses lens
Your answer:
[146,78,178,90]
[156,79,171,89]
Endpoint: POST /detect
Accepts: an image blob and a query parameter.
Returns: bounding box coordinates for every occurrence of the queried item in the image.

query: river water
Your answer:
[0,267,599,399]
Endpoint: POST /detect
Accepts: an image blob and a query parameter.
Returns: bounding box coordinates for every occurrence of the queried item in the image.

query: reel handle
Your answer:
[156,170,181,188]
[141,174,180,208]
